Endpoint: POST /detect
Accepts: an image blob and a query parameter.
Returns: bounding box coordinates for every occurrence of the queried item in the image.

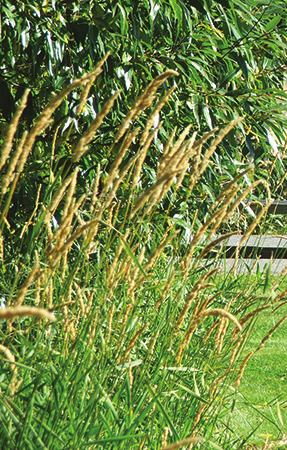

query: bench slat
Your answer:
[243,200,287,215]
[205,235,287,259]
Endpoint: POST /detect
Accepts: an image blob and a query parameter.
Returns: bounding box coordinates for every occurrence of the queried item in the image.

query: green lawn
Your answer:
[229,294,287,447]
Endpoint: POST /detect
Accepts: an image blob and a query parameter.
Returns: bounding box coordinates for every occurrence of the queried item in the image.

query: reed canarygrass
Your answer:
[161,426,169,449]
[173,267,219,335]
[200,308,242,331]
[163,436,205,450]
[0,344,17,396]
[215,303,231,354]
[235,351,254,389]
[0,306,56,322]
[0,89,30,174]
[115,70,179,143]
[0,55,285,448]
[13,264,41,307]
[72,91,121,163]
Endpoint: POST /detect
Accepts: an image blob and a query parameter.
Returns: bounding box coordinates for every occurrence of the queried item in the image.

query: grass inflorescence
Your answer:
[0,56,286,449]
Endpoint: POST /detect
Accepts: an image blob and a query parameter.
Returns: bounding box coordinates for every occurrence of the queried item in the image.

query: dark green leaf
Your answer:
[265,15,282,32]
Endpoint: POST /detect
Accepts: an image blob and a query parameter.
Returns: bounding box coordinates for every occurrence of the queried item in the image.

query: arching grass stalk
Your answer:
[0,55,285,449]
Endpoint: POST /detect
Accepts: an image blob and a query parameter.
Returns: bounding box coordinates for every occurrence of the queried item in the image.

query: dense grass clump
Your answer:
[0,57,287,449]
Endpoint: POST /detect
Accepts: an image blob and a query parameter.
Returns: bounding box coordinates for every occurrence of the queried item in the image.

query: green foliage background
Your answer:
[2,3,287,448]
[1,0,287,242]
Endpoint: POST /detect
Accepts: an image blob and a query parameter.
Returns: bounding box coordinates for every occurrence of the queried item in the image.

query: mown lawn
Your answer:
[228,282,287,448]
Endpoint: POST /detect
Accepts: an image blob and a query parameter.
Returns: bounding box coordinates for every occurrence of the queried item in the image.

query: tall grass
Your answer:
[0,56,286,449]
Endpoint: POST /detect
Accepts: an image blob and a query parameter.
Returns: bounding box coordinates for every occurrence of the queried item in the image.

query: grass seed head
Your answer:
[115,70,178,143]
[0,306,56,322]
[14,264,41,307]
[0,344,17,396]
[161,427,169,450]
[235,351,254,388]
[0,89,30,173]
[199,308,242,332]
[162,436,205,450]
[72,91,121,163]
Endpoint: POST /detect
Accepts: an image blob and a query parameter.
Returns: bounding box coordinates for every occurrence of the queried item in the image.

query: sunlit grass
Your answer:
[229,301,287,446]
[0,57,287,449]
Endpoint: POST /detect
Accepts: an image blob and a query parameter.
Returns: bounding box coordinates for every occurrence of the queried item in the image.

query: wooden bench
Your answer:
[215,234,287,259]
[242,199,287,215]
[204,200,287,273]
